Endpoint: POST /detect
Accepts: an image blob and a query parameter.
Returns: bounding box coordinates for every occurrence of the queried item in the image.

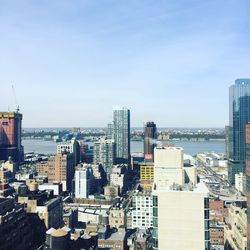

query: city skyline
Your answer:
[0,1,249,127]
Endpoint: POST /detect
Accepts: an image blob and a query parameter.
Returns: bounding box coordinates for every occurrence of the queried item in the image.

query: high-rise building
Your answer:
[0,111,23,163]
[36,153,75,192]
[0,197,46,249]
[225,125,231,160]
[152,182,210,250]
[106,123,113,140]
[132,192,153,229]
[113,106,130,164]
[57,139,81,165]
[110,164,128,194]
[93,138,115,179]
[140,163,154,191]
[74,164,95,199]
[152,146,208,250]
[144,121,157,161]
[228,79,250,184]
[50,153,75,192]
[246,123,250,250]
[153,146,184,188]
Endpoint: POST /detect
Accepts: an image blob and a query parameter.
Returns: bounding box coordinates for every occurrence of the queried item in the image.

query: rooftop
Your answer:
[108,228,126,241]
[153,181,209,194]
[155,146,183,151]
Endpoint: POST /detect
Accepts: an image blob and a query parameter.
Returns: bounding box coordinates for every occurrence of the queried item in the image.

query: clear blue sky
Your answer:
[0,0,249,128]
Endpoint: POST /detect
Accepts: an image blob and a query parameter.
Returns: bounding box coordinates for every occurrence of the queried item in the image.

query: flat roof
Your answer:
[107,229,126,241]
[153,181,209,194]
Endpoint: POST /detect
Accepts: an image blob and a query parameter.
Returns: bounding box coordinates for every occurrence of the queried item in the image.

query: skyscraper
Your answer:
[153,146,185,188]
[225,125,231,160]
[0,111,23,163]
[57,139,81,165]
[144,121,157,161]
[152,183,210,250]
[74,164,94,199]
[152,146,209,250]
[246,123,250,250]
[106,123,113,140]
[46,152,75,192]
[93,138,115,179]
[113,106,130,164]
[228,79,250,184]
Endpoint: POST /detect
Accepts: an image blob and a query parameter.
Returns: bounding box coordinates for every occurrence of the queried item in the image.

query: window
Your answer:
[204,198,209,209]
[153,207,158,217]
[204,209,209,219]
[153,217,158,227]
[153,196,158,206]
[205,231,209,241]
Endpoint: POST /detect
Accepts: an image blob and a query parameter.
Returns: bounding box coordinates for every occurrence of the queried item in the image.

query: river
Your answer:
[22,139,225,156]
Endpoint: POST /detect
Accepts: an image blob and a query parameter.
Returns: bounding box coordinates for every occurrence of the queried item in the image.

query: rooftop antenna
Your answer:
[12,84,19,113]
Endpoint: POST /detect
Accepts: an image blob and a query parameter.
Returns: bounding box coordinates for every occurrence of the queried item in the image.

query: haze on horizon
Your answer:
[0,0,249,128]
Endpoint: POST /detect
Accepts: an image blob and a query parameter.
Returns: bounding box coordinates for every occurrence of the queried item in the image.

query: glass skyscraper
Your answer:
[246,123,250,250]
[113,106,130,164]
[144,121,157,162]
[228,79,250,184]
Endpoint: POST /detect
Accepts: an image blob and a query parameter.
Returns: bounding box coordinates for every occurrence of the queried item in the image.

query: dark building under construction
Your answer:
[0,111,23,163]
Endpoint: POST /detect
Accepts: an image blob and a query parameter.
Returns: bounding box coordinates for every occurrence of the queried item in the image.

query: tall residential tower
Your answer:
[93,138,115,179]
[113,106,130,164]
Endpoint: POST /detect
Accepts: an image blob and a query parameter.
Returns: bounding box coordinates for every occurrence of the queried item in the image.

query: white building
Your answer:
[75,164,94,199]
[132,191,153,229]
[78,207,108,225]
[110,164,127,193]
[152,146,209,250]
[154,146,184,188]
[183,165,197,186]
[196,153,227,167]
[152,182,210,250]
[38,182,63,196]
[235,172,246,194]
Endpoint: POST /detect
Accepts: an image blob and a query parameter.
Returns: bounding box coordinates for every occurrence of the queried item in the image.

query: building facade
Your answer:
[74,164,94,199]
[57,139,80,165]
[228,79,250,184]
[109,208,126,229]
[0,198,43,250]
[132,192,153,229]
[93,138,115,179]
[0,111,23,163]
[246,123,250,250]
[113,106,130,164]
[152,183,210,250]
[224,202,247,250]
[144,121,157,162]
[47,153,75,192]
[110,164,128,194]
[154,146,184,189]
[140,163,154,191]
[235,172,246,194]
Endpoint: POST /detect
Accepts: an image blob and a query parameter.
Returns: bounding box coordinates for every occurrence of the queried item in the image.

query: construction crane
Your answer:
[12,84,19,113]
